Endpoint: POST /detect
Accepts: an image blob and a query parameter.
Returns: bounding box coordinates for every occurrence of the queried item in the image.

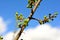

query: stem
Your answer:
[14,0,42,40]
[14,25,25,40]
[31,17,39,21]
[28,0,42,18]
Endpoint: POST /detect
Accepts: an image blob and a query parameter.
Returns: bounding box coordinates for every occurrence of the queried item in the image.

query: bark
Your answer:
[14,26,25,40]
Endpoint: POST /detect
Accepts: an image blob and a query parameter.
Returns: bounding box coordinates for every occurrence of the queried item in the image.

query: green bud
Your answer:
[23,18,29,26]
[39,20,43,24]
[16,12,18,15]
[44,16,47,18]
[54,12,58,15]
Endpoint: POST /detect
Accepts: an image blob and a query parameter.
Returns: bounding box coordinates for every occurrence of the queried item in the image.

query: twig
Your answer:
[14,0,42,40]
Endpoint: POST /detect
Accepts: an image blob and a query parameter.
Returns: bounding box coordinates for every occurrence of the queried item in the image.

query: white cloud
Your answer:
[3,24,60,40]
[3,32,14,40]
[0,17,7,34]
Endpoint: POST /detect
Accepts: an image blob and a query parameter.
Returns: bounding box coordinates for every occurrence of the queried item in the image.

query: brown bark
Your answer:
[28,0,42,18]
[14,0,42,40]
[14,25,25,40]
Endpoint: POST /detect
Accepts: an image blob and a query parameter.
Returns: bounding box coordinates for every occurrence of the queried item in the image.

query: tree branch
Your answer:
[28,0,42,18]
[31,17,39,21]
[14,0,42,40]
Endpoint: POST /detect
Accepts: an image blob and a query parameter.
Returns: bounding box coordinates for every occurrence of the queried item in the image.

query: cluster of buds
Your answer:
[27,0,40,8]
[15,12,29,28]
[39,12,58,24]
[30,12,58,25]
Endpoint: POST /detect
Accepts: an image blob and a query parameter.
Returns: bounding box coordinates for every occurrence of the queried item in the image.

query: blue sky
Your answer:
[0,0,60,35]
